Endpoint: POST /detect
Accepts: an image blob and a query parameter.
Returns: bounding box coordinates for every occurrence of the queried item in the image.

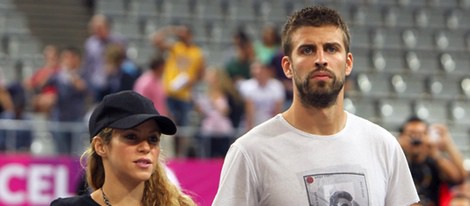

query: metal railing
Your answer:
[0,118,89,156]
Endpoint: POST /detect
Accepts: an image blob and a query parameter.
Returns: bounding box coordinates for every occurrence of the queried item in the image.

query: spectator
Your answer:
[95,43,138,101]
[151,25,205,157]
[0,83,33,152]
[133,55,168,116]
[194,67,235,157]
[45,46,89,154]
[253,23,281,65]
[239,61,284,130]
[23,44,59,115]
[224,28,255,86]
[82,14,126,102]
[269,50,293,110]
[398,116,466,205]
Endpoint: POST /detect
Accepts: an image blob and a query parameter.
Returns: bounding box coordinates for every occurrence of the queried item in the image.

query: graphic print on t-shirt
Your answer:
[301,165,369,206]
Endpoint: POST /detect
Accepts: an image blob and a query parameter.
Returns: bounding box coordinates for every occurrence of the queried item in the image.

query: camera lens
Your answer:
[410,138,422,146]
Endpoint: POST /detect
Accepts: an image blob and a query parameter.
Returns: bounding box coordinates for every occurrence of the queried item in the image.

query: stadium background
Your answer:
[0,0,470,205]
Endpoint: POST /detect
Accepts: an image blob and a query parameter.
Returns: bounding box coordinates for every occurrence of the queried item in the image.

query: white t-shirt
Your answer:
[239,78,285,126]
[212,112,419,206]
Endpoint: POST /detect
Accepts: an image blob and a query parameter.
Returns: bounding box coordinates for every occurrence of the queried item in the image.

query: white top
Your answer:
[212,112,419,206]
[239,78,285,126]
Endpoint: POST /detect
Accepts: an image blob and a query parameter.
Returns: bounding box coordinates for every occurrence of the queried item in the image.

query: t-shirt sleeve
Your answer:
[385,140,420,205]
[212,144,259,206]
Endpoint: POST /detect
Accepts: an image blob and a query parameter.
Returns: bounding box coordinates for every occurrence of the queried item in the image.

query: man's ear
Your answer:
[92,136,107,157]
[282,56,293,78]
[345,52,353,76]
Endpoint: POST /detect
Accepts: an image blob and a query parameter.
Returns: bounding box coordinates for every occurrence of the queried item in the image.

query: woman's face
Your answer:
[103,120,161,183]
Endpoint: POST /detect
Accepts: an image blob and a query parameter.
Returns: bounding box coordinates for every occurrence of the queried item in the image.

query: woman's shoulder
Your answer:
[50,195,100,206]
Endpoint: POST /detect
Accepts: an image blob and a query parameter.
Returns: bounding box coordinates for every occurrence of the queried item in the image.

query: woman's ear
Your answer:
[92,136,107,157]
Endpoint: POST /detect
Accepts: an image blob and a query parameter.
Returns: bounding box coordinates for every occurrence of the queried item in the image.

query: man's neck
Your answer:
[282,98,347,135]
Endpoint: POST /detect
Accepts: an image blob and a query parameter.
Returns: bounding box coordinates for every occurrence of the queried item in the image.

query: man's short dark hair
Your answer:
[398,115,428,134]
[282,5,351,57]
[149,55,165,71]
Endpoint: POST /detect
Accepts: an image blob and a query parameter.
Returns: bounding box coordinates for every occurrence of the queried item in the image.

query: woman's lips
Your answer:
[134,158,152,168]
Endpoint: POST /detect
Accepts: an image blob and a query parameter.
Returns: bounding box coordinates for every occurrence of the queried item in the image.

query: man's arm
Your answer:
[430,124,466,184]
[150,26,181,52]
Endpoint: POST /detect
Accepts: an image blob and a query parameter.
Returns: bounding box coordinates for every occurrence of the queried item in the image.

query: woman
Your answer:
[195,68,237,157]
[51,90,195,205]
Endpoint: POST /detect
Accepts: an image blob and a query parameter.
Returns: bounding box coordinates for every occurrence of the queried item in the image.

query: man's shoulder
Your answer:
[236,116,284,144]
[347,112,383,129]
[50,195,99,206]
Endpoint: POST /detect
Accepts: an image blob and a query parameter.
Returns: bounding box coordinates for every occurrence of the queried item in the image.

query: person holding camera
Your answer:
[398,116,467,206]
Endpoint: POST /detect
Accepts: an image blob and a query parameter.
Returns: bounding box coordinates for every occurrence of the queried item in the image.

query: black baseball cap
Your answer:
[88,90,176,141]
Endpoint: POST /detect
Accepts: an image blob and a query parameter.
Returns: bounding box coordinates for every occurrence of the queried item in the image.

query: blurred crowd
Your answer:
[0,14,289,158]
[0,8,469,205]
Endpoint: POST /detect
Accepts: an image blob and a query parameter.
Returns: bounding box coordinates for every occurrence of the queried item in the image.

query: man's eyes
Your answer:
[301,47,314,54]
[325,46,338,53]
[299,45,338,54]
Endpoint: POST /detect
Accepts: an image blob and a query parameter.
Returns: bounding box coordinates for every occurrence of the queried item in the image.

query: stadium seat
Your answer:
[405,51,422,72]
[410,50,441,74]
[95,0,128,16]
[111,17,143,39]
[344,97,379,122]
[391,74,427,99]
[461,77,470,98]
[349,4,383,27]
[413,99,450,124]
[350,48,372,73]
[450,101,470,124]
[355,72,391,97]
[383,6,415,28]
[378,98,414,128]
[427,74,464,100]
[128,0,159,18]
[349,26,371,49]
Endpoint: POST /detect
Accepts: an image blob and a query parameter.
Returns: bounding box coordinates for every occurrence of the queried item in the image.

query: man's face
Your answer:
[282,26,353,108]
[401,121,428,146]
[399,121,431,159]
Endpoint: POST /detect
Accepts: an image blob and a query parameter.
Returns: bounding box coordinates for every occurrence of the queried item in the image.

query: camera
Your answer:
[410,136,422,146]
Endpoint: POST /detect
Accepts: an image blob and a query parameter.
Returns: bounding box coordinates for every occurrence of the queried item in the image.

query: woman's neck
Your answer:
[95,181,145,206]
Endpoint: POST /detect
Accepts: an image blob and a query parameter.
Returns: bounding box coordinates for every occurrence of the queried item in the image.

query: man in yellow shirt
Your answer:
[152,25,205,157]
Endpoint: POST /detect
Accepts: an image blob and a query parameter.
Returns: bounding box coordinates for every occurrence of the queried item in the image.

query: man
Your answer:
[212,6,419,206]
[46,46,89,154]
[398,116,466,205]
[83,14,126,102]
[152,25,205,157]
[240,61,285,130]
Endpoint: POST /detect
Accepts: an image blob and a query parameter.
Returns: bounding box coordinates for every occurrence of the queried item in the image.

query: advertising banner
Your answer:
[0,154,82,206]
[0,155,223,206]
